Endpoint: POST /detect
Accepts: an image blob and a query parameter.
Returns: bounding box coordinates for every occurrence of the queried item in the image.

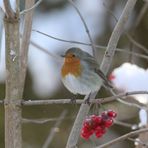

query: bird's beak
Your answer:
[61,54,65,58]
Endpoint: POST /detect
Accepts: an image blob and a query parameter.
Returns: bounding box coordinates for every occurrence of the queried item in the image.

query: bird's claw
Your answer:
[70,98,76,104]
[84,97,90,105]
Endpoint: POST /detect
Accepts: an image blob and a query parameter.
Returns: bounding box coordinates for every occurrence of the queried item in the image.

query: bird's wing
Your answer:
[82,52,112,88]
[82,53,99,69]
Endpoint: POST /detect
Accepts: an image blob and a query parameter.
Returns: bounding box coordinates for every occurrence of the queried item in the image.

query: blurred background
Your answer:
[0,0,148,147]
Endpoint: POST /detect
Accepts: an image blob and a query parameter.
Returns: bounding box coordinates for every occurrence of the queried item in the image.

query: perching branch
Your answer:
[21,91,148,107]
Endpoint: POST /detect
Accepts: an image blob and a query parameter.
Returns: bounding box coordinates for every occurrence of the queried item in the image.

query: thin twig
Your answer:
[21,91,148,106]
[42,110,67,148]
[32,30,148,60]
[110,89,143,109]
[20,0,43,15]
[114,120,138,129]
[135,2,148,27]
[30,38,62,61]
[96,128,148,148]
[68,0,96,57]
[32,29,99,48]
[22,118,60,124]
[125,33,148,54]
[20,0,35,98]
[22,116,75,124]
[20,33,62,62]
[103,3,148,59]
[128,137,148,147]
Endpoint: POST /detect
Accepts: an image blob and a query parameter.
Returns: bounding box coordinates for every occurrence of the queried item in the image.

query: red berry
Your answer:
[81,112,116,140]
[91,115,102,129]
[95,126,106,138]
[107,110,117,118]
[104,118,113,128]
[95,131,103,138]
[108,73,115,81]
[81,128,94,140]
[95,116,102,123]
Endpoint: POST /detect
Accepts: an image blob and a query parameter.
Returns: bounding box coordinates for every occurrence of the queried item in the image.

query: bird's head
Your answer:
[61,47,85,64]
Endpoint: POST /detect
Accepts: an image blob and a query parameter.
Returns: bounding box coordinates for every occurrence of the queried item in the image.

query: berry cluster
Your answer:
[81,110,117,140]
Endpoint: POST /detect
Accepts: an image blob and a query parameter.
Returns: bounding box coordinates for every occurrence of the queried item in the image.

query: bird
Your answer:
[61,47,112,97]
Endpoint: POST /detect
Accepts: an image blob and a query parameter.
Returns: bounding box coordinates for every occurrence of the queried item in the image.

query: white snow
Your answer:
[110,63,148,104]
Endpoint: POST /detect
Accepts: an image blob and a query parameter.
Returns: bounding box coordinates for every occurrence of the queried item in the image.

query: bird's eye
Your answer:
[72,54,76,57]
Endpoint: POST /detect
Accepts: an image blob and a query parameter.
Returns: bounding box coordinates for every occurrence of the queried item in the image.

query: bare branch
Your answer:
[109,89,143,109]
[0,91,146,106]
[126,33,148,54]
[21,91,148,106]
[3,0,15,19]
[96,128,148,148]
[102,2,148,59]
[20,0,43,15]
[135,2,148,27]
[114,120,138,129]
[0,8,4,52]
[22,118,59,124]
[4,8,22,148]
[19,0,35,97]
[42,110,67,148]
[32,30,148,60]
[128,137,148,147]
[22,116,74,124]
[68,0,96,57]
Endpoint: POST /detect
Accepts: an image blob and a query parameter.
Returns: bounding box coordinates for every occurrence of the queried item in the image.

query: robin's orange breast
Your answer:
[61,56,82,77]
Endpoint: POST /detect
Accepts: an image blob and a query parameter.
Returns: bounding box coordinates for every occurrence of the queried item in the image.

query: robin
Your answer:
[61,47,112,97]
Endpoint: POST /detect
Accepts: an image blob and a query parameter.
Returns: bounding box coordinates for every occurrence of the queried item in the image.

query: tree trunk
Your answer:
[4,15,22,148]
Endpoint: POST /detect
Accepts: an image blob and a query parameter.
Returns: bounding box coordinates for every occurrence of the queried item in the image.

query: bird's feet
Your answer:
[84,93,91,105]
[70,97,77,104]
[70,94,78,104]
